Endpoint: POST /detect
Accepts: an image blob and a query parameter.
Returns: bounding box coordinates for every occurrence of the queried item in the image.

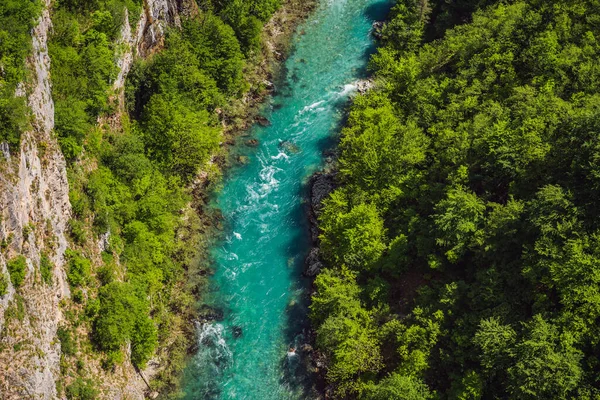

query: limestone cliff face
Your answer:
[0,0,194,398]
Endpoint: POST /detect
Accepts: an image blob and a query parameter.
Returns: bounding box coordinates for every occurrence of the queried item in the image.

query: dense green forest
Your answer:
[311,0,600,398]
[42,0,282,395]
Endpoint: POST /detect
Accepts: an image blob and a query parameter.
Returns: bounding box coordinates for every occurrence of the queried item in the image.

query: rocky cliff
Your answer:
[0,0,194,398]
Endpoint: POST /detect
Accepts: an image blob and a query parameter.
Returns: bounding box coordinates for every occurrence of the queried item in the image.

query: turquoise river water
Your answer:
[182,0,392,398]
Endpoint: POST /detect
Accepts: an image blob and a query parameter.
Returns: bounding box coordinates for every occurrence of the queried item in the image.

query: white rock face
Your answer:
[110,0,186,122]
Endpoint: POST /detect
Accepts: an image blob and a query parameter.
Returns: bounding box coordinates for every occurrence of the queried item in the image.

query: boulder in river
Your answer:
[307,172,336,243]
[356,79,374,94]
[279,140,301,154]
[232,326,243,339]
[372,21,384,39]
[199,306,224,322]
[256,116,271,127]
[304,247,324,277]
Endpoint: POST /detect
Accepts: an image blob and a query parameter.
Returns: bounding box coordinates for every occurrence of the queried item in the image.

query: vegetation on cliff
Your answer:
[0,0,41,148]
[312,0,600,398]
[43,0,285,396]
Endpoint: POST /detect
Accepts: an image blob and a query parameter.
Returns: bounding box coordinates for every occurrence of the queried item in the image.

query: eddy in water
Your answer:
[182,0,393,399]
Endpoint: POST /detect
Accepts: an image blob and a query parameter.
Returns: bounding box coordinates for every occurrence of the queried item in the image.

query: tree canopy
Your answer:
[312,0,600,397]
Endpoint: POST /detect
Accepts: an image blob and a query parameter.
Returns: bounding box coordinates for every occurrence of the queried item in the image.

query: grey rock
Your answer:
[304,247,323,277]
[0,142,10,161]
[303,172,336,276]
[309,173,335,216]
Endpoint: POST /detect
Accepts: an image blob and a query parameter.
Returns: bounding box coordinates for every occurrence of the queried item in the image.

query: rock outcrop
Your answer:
[304,173,336,277]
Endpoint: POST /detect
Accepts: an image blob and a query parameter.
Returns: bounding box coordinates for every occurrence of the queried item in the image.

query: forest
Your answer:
[311,0,600,398]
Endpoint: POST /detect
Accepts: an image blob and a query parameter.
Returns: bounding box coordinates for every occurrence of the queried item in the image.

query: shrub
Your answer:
[0,273,8,296]
[65,377,98,400]
[57,326,76,356]
[40,253,53,285]
[7,256,27,288]
[72,289,84,304]
[69,219,87,245]
[65,250,91,287]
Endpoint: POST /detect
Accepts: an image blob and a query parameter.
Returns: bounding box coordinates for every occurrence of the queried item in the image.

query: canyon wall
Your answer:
[0,0,194,398]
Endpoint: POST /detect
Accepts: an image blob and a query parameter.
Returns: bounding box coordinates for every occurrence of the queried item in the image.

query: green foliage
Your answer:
[93,282,157,368]
[126,14,249,181]
[40,253,54,285]
[508,316,582,399]
[0,0,41,148]
[213,0,281,53]
[7,256,27,289]
[310,268,362,326]
[58,326,76,356]
[319,192,387,271]
[312,0,600,397]
[0,273,8,296]
[180,15,245,94]
[65,250,91,288]
[473,317,515,373]
[339,93,429,197]
[140,94,220,181]
[312,268,382,397]
[364,374,434,400]
[434,185,486,263]
[65,377,98,400]
[49,0,142,160]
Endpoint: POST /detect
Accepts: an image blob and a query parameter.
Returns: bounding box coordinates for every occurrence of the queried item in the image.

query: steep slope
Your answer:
[0,0,195,398]
[0,0,71,396]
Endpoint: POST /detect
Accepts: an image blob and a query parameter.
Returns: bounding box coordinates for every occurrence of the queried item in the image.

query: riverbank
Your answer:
[301,5,392,398]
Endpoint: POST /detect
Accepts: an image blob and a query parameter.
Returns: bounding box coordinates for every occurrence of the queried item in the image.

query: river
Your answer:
[182,0,392,398]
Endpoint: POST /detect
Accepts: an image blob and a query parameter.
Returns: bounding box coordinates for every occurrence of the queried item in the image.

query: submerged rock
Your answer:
[237,155,250,165]
[256,116,271,127]
[199,306,225,322]
[245,139,260,147]
[232,326,243,338]
[279,140,301,154]
[301,343,313,353]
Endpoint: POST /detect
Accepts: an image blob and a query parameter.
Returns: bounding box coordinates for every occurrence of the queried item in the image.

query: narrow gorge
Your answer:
[5,0,600,398]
